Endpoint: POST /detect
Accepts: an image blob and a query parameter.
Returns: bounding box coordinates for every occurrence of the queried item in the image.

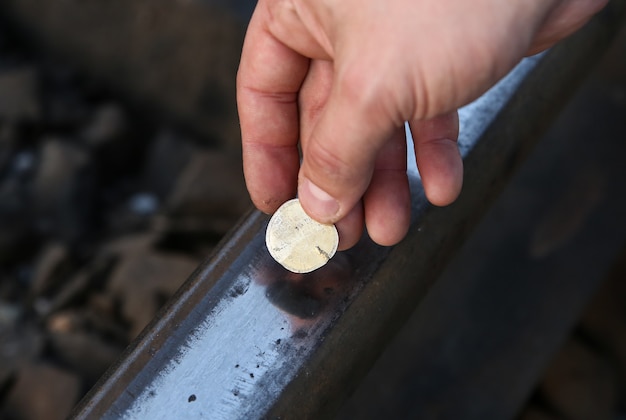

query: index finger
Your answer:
[237,5,310,213]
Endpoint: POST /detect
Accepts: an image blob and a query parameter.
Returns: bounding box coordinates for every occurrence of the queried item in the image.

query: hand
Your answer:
[237,0,607,249]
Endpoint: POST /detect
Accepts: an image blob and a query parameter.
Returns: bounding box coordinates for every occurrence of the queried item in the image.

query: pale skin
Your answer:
[237,0,608,250]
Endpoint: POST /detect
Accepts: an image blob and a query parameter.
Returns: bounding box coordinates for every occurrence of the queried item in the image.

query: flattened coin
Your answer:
[266,198,339,273]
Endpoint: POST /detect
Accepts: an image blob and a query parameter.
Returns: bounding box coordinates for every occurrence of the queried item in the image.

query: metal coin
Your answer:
[265,198,339,273]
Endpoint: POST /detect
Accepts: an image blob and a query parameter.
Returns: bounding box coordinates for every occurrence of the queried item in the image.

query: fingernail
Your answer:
[299,177,340,221]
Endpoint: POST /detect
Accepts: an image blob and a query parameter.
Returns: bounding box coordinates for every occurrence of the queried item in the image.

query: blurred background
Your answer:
[0,1,624,419]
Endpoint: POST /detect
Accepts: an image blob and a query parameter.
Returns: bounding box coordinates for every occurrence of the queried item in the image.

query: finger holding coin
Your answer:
[266,199,339,273]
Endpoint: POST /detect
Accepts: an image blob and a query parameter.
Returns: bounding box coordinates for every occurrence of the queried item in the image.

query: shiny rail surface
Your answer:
[72,4,624,419]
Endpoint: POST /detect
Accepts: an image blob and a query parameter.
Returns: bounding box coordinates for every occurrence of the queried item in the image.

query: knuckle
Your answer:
[336,60,412,126]
[265,0,297,35]
[336,63,384,117]
[304,140,355,187]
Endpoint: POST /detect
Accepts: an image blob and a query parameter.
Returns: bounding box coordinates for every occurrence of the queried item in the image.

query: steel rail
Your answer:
[71,3,625,419]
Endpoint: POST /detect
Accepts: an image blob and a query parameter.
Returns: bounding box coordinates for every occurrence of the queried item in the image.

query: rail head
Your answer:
[71,3,625,419]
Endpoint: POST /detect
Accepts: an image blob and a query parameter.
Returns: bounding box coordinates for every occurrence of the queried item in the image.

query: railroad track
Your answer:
[0,1,625,419]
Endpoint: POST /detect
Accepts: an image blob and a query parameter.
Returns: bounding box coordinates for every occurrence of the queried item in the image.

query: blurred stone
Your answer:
[47,310,82,334]
[0,301,21,327]
[38,254,117,318]
[87,292,116,318]
[108,249,198,337]
[101,233,158,257]
[0,0,249,148]
[80,103,126,146]
[105,203,155,236]
[107,192,160,234]
[32,138,88,204]
[166,151,250,234]
[538,338,616,420]
[128,192,159,216]
[29,242,69,298]
[12,150,35,174]
[2,362,80,420]
[31,138,90,238]
[0,8,251,418]
[46,305,127,348]
[0,67,40,121]
[0,324,44,381]
[48,330,123,384]
[141,129,194,200]
[82,306,129,344]
[0,151,34,263]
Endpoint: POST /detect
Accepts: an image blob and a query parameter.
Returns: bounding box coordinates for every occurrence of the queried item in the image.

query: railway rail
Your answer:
[10,1,614,418]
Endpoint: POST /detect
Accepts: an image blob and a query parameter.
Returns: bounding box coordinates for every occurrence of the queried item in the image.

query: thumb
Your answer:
[297,77,397,224]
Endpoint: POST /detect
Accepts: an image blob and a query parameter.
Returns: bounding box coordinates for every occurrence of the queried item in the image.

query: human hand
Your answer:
[237,0,607,249]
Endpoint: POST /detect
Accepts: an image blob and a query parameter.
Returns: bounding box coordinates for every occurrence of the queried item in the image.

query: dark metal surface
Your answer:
[72,3,625,419]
